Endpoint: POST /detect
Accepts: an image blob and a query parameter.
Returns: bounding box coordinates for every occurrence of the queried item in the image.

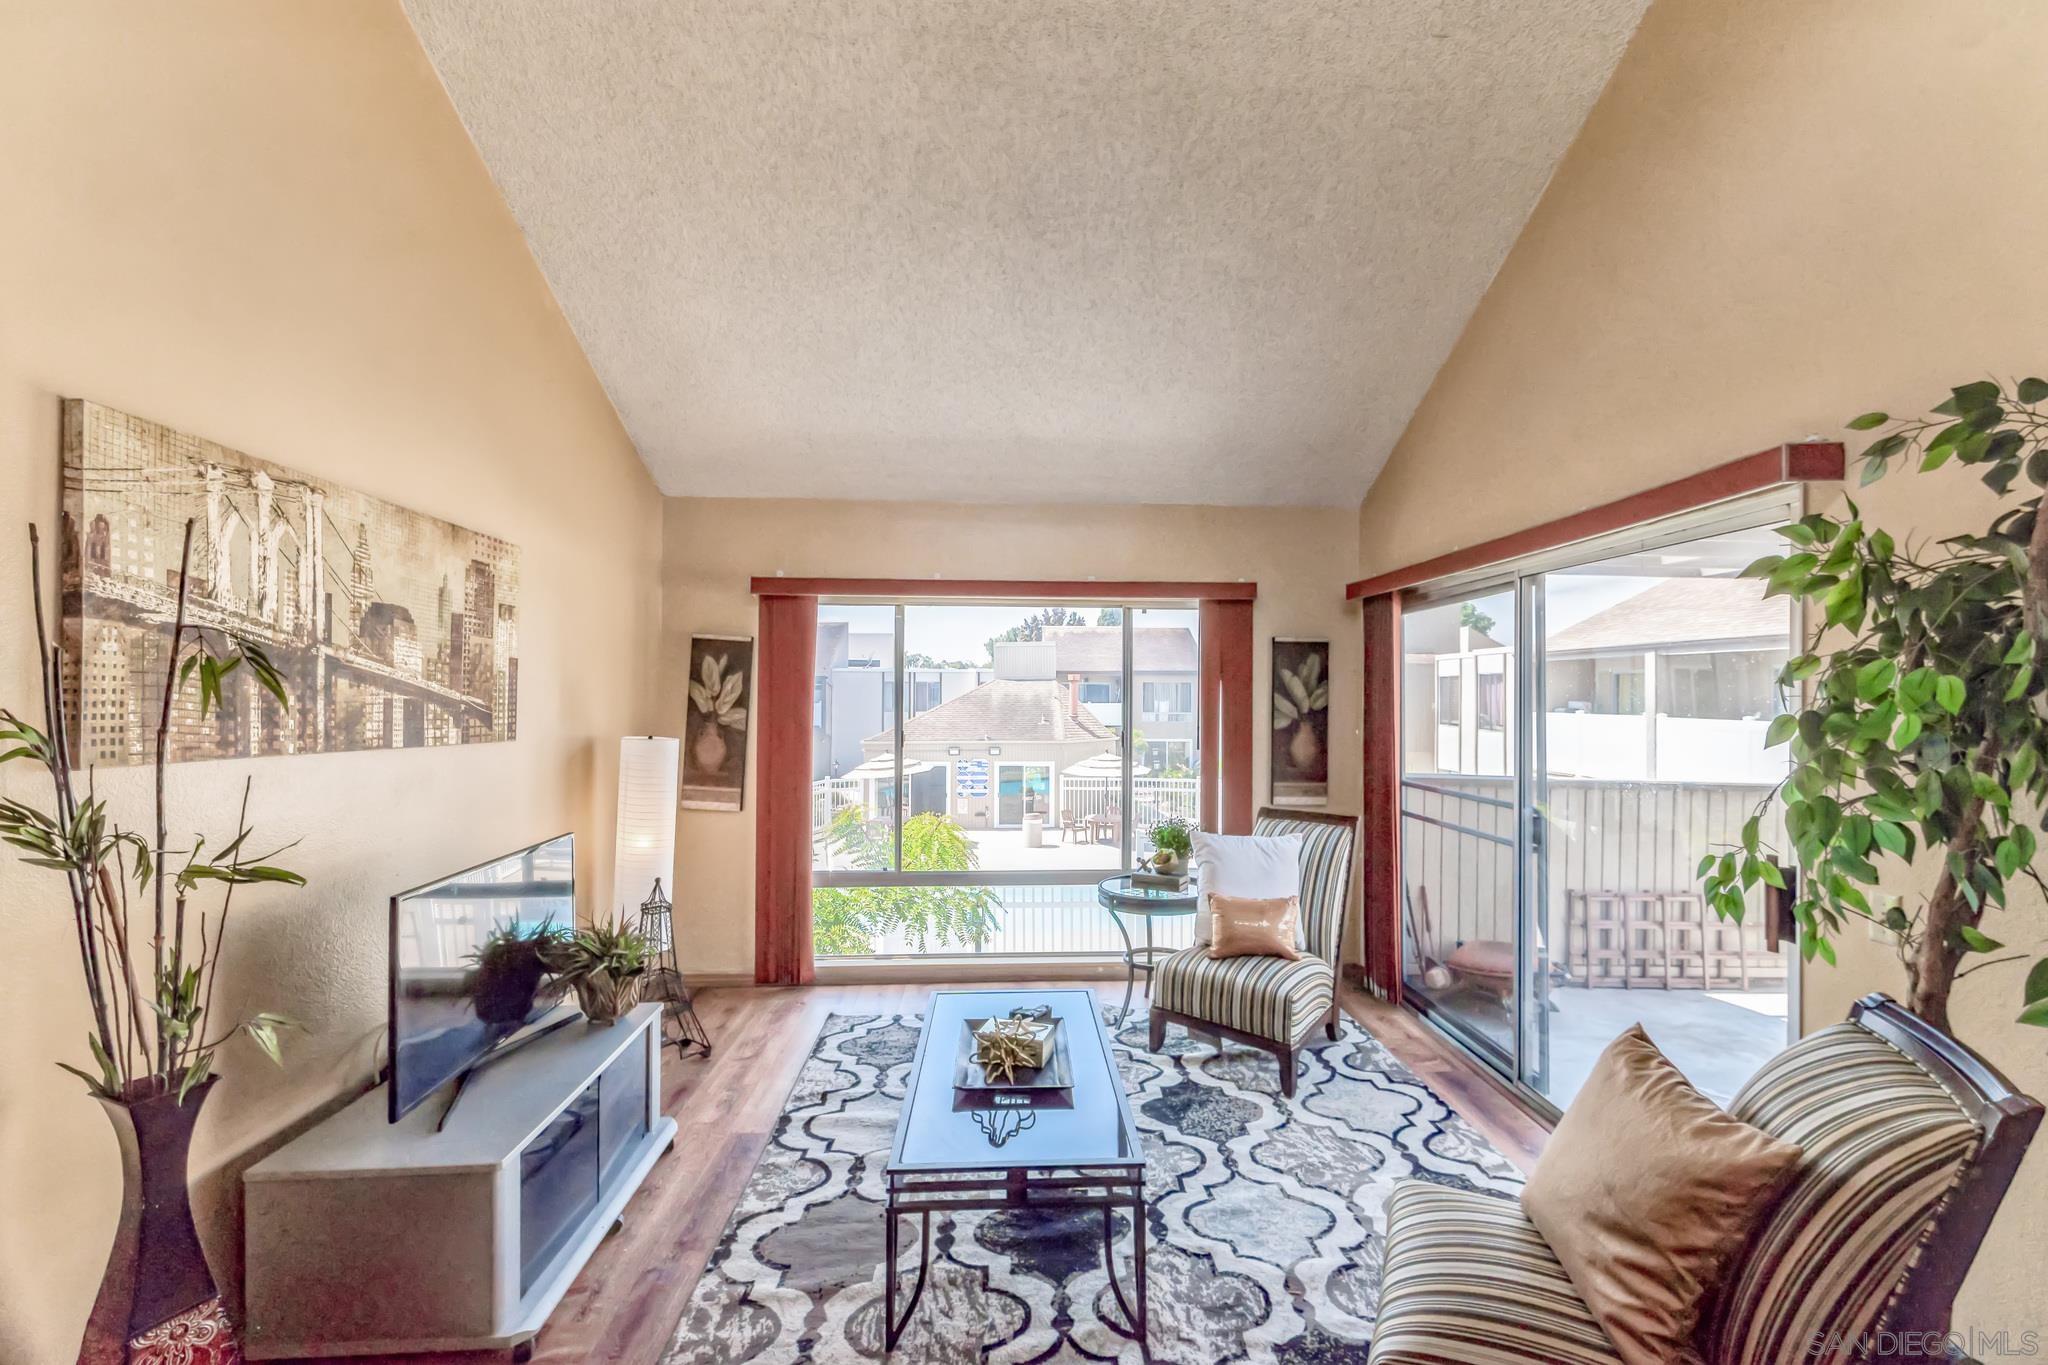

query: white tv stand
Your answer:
[243,1004,676,1360]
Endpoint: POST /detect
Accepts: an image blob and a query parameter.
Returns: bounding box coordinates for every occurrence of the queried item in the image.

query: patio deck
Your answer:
[962,825,1131,872]
[1424,978,1789,1105]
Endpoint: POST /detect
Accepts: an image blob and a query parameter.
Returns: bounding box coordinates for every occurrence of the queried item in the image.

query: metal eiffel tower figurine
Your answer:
[635,878,712,1058]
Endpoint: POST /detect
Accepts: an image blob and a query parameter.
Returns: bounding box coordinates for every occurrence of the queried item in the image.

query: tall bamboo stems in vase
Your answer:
[1,518,304,1103]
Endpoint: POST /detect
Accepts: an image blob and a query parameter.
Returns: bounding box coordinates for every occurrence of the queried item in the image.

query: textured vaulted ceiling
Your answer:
[404,1,1647,507]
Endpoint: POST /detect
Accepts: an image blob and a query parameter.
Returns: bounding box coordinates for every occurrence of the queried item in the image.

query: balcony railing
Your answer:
[826,881,1200,957]
[1399,774,1789,991]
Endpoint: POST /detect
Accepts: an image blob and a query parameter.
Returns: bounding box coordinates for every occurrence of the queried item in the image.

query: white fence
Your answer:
[1545,714,1786,784]
[811,774,1200,839]
[845,881,1200,958]
[1056,775,1199,832]
[812,777,861,832]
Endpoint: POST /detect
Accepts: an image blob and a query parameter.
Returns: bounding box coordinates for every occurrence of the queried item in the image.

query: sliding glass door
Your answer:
[1398,583,1521,1073]
[1400,502,1801,1111]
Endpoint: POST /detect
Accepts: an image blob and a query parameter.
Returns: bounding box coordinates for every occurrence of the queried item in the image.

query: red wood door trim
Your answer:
[1345,442,1843,600]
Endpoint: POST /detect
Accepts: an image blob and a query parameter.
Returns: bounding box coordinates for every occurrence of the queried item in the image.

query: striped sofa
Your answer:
[1368,994,2041,1365]
[1147,808,1356,1099]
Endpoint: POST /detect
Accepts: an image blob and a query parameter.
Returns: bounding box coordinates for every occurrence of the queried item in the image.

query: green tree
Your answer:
[812,807,1002,954]
[1458,601,1496,637]
[1096,608,1124,625]
[1699,378,2048,1036]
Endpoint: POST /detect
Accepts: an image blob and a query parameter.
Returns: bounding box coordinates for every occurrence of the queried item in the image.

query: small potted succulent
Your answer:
[1145,816,1194,878]
[557,917,653,1024]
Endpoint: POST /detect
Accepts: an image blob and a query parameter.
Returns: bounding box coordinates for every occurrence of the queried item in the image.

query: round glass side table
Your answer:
[1096,874,1199,1022]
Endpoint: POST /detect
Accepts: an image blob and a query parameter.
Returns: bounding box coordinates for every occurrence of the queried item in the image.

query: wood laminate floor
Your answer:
[343,981,1549,1365]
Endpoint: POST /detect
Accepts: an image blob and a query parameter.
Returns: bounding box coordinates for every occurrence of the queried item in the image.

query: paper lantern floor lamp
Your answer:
[616,736,711,1057]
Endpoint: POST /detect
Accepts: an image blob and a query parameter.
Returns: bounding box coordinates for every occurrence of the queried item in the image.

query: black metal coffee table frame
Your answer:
[883,1164,1148,1352]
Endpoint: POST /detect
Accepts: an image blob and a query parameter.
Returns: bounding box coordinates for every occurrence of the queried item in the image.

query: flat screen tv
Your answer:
[388,833,575,1123]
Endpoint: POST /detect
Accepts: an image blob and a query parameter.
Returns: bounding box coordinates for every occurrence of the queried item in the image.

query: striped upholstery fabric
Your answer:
[1701,1023,1982,1365]
[1152,949,1335,1047]
[1252,811,1356,965]
[1154,813,1354,1049]
[1367,1181,1624,1365]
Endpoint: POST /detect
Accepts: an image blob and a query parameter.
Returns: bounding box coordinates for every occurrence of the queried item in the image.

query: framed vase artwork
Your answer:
[683,633,753,811]
[1270,638,1329,807]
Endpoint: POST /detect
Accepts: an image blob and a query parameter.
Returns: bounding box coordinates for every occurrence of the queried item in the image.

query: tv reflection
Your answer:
[392,835,574,1119]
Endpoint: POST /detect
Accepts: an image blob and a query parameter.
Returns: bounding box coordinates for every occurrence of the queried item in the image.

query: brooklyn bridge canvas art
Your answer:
[60,400,520,766]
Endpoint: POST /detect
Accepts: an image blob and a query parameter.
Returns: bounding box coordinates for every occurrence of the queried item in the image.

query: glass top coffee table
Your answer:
[885,988,1148,1353]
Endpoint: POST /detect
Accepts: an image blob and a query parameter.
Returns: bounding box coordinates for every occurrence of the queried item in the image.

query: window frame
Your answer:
[813,596,1200,890]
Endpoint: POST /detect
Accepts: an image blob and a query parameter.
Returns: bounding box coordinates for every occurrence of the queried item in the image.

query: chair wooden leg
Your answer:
[1279,1046,1297,1099]
[1148,1011,1166,1051]
[1324,1005,1340,1042]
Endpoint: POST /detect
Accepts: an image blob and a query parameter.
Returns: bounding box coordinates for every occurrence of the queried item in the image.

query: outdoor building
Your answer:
[860,641,1118,832]
[1543,577,1790,783]
[1044,624,1198,773]
[811,618,989,780]
[1410,576,1790,785]
[1402,614,1511,776]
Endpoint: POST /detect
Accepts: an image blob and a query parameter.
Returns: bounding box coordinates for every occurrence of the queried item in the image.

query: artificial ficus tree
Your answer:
[1700,378,2048,1038]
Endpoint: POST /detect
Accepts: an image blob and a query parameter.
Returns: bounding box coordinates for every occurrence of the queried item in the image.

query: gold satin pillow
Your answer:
[1520,1025,1802,1365]
[1205,894,1304,961]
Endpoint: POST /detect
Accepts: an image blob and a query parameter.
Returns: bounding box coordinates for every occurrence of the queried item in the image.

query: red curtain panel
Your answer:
[754,594,819,985]
[1359,593,1402,1002]
[1197,597,1256,835]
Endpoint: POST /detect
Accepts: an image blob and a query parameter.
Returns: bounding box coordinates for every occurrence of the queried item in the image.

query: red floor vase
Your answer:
[79,1076,243,1365]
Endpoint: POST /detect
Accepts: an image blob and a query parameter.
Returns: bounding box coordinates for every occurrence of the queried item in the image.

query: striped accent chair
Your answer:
[1368,994,2040,1365]
[1147,808,1356,1099]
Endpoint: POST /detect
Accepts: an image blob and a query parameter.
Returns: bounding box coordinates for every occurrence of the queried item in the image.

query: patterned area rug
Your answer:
[665,1009,1521,1364]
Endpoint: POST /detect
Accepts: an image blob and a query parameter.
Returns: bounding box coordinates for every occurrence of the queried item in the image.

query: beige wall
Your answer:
[1355,0,2048,1335]
[662,498,1361,977]
[0,5,661,1361]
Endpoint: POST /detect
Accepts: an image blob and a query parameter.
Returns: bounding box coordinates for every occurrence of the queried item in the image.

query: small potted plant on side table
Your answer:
[1140,816,1194,883]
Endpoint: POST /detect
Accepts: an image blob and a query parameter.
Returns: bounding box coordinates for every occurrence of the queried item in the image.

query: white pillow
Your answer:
[1190,830,1304,947]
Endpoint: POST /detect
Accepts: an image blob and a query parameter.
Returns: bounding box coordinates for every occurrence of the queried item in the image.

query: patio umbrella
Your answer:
[1061,751,1150,778]
[842,754,938,779]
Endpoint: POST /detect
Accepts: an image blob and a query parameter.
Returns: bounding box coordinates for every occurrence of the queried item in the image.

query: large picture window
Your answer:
[810,600,1201,958]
